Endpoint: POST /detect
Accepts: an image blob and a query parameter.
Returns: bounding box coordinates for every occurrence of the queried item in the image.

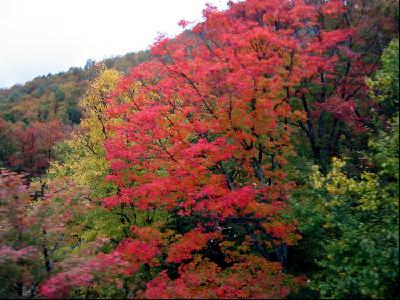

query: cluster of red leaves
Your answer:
[0,170,34,243]
[116,238,161,275]
[0,246,37,263]
[167,230,221,264]
[9,120,68,176]
[141,255,305,299]
[38,250,127,299]
[0,170,41,293]
[39,226,162,298]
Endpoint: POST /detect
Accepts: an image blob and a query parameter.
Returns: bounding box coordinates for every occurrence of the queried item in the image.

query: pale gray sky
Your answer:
[0,0,227,88]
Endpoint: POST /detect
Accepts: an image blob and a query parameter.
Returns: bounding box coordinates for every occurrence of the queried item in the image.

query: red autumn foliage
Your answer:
[0,170,40,296]
[167,230,221,264]
[38,248,127,299]
[39,0,397,298]
[9,120,68,176]
[102,0,339,297]
[140,255,305,299]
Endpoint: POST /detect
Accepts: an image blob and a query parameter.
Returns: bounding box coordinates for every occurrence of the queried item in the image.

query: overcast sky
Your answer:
[0,0,227,88]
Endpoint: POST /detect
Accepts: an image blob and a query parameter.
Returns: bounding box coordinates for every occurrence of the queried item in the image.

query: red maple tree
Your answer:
[40,0,395,298]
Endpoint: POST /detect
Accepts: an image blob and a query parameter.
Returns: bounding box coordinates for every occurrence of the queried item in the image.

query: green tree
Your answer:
[289,39,399,299]
[367,39,399,117]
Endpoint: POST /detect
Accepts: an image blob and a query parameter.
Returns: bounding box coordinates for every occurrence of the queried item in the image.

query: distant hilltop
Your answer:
[0,50,150,125]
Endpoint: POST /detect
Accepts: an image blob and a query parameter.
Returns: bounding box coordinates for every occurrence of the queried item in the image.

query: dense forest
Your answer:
[0,0,398,299]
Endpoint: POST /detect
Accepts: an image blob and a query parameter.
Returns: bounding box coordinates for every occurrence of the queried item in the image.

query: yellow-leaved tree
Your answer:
[46,66,121,199]
[32,66,138,247]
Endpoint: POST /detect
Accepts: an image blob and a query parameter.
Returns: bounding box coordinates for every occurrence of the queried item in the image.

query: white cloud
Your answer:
[0,0,227,88]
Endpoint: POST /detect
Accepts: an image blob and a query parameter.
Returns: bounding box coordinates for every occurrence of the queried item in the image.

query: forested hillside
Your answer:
[0,51,149,175]
[0,0,399,299]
